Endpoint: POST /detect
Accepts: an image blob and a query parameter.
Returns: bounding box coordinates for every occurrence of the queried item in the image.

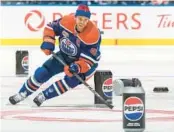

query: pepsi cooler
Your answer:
[16,50,29,76]
[94,70,112,107]
[123,86,145,132]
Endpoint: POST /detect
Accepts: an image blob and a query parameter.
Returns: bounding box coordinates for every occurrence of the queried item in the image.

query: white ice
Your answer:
[1,46,174,132]
[1,76,174,132]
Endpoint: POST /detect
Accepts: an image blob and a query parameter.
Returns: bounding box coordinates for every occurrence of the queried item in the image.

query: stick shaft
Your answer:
[51,51,114,109]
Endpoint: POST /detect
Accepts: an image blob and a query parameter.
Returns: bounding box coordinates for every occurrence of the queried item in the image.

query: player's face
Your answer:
[76,16,89,32]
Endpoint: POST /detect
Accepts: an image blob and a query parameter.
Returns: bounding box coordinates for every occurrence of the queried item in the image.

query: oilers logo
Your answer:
[102,78,112,97]
[21,56,29,71]
[60,37,77,56]
[124,97,144,121]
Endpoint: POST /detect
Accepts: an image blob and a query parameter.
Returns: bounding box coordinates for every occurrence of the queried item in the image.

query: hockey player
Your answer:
[9,4,101,106]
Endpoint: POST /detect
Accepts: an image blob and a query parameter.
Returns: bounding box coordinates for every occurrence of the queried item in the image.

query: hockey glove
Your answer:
[69,63,80,73]
[41,42,55,55]
[64,61,90,77]
[64,63,80,77]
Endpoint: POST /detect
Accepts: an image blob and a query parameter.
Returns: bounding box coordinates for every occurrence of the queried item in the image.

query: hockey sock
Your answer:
[19,76,42,96]
[42,79,70,99]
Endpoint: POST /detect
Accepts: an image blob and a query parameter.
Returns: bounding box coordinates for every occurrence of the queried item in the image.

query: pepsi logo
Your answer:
[60,38,77,56]
[102,78,112,97]
[124,97,144,121]
[24,10,45,32]
[21,56,29,71]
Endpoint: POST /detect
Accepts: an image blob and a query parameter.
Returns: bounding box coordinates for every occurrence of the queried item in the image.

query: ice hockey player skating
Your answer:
[9,4,101,106]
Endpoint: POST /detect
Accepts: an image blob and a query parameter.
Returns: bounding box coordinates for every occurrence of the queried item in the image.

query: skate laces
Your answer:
[13,93,26,102]
[37,93,46,103]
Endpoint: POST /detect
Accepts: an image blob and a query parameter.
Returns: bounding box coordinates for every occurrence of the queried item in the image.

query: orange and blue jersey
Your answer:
[18,15,101,100]
[43,14,101,78]
[44,15,101,65]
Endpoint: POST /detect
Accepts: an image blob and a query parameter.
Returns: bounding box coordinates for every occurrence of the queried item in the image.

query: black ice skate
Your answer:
[9,92,27,105]
[33,92,46,107]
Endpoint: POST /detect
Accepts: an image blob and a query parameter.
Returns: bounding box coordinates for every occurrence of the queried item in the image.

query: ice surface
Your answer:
[1,76,174,132]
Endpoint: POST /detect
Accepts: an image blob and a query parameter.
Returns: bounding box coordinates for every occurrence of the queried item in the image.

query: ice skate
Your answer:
[33,92,46,107]
[9,92,27,105]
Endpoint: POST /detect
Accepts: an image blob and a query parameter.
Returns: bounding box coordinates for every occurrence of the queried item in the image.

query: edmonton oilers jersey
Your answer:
[45,15,101,65]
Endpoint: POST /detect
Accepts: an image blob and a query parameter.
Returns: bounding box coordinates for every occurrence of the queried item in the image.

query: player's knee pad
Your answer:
[64,74,85,88]
[34,66,51,83]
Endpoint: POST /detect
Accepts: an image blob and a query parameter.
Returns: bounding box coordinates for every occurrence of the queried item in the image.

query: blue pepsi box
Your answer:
[123,86,145,132]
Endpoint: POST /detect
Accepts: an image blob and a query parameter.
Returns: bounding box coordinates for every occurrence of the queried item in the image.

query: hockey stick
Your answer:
[51,51,114,109]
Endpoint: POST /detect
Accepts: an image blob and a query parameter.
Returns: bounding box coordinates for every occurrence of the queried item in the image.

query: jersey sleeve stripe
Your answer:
[30,76,41,87]
[62,79,70,90]
[43,37,55,44]
[79,57,94,66]
[80,53,98,64]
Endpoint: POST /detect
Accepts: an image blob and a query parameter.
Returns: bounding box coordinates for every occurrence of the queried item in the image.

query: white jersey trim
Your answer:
[62,79,70,90]
[97,54,101,61]
[31,76,41,87]
[53,83,61,95]
[80,53,98,64]
[25,82,35,93]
